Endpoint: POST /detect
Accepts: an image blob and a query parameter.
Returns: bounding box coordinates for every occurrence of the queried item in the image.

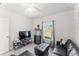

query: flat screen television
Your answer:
[25,31,31,38]
[19,31,31,39]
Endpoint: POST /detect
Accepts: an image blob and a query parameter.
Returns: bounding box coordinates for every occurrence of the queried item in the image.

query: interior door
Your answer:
[0,18,9,54]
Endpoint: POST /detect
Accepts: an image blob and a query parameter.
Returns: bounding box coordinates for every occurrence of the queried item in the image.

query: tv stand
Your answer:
[13,38,32,50]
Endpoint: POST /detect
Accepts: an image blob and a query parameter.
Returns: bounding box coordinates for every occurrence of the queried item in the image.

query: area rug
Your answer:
[18,50,34,56]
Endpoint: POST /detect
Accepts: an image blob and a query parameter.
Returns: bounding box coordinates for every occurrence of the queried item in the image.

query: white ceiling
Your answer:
[1,3,75,19]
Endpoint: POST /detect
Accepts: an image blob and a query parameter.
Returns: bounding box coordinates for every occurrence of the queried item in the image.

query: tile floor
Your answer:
[0,43,54,56]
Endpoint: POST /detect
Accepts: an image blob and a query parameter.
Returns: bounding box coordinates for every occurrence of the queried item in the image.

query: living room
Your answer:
[0,3,79,56]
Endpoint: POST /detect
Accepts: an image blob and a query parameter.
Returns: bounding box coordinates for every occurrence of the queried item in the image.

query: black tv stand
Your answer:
[13,38,32,50]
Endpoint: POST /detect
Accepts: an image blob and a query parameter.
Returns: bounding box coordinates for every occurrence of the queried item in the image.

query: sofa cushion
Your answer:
[53,45,67,56]
[53,39,79,56]
[66,39,79,56]
[67,43,73,55]
[69,48,78,56]
[72,53,79,56]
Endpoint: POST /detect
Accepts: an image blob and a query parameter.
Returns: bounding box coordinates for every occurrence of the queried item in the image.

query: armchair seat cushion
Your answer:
[53,45,67,56]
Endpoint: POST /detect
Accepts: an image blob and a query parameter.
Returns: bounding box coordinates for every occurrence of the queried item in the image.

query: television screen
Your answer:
[28,31,31,38]
[19,31,31,39]
[19,31,26,39]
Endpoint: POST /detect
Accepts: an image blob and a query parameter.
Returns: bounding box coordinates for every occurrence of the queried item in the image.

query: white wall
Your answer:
[9,13,32,50]
[0,5,32,50]
[0,4,75,50]
[33,10,75,42]
[74,3,79,47]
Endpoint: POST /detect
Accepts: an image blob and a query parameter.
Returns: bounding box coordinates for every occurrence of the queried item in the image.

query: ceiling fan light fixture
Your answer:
[27,7,34,12]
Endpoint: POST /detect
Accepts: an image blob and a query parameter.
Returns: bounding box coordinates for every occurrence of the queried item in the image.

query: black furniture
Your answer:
[66,39,79,56]
[53,41,67,56]
[52,39,79,56]
[13,40,23,50]
[34,43,49,56]
[19,31,32,45]
[13,31,32,50]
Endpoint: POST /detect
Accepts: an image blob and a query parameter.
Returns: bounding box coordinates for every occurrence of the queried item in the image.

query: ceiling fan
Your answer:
[22,3,46,17]
[24,3,41,12]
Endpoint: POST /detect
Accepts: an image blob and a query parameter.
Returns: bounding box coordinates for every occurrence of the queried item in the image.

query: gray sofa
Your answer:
[52,39,79,56]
